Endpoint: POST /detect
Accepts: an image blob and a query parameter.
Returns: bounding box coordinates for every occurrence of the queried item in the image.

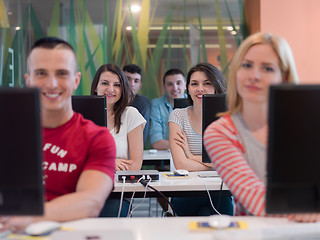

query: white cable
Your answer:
[201,179,221,215]
[129,177,152,217]
[162,210,172,217]
[118,176,126,218]
[126,176,145,217]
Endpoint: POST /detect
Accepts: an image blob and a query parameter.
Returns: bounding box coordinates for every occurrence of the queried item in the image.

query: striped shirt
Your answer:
[203,114,266,216]
[168,107,202,155]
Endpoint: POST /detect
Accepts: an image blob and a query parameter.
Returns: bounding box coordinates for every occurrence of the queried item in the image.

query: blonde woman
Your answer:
[204,32,320,222]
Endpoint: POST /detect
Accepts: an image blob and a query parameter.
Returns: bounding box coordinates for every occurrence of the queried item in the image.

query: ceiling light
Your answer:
[148,25,239,31]
[146,43,232,49]
[15,26,21,30]
[126,26,132,31]
[130,4,141,13]
[230,30,237,35]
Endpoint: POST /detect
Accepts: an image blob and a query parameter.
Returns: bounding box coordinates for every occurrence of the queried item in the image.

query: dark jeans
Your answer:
[99,198,131,217]
[171,195,233,216]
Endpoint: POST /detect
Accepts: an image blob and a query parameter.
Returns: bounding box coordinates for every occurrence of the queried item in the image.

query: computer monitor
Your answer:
[202,94,226,163]
[173,98,190,109]
[0,87,44,215]
[266,84,320,213]
[72,95,107,127]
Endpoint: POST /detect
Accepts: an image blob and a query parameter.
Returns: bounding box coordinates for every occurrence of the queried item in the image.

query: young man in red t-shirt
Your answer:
[0,37,116,232]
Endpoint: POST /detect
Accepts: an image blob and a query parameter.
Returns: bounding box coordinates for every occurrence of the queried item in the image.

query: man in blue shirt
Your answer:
[149,68,186,150]
[123,64,151,147]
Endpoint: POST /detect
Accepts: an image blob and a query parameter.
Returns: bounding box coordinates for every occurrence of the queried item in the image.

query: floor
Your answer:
[124,164,171,217]
[130,198,165,217]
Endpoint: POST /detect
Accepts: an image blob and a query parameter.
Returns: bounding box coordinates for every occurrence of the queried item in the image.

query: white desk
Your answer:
[143,149,171,160]
[53,216,320,240]
[110,171,230,198]
[142,150,171,169]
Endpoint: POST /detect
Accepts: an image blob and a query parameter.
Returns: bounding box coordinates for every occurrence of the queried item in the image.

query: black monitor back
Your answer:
[173,98,190,109]
[72,95,106,127]
[202,94,227,163]
[0,87,44,215]
[266,84,320,213]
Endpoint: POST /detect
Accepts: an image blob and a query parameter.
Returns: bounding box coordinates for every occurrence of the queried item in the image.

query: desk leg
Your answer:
[167,197,172,216]
[148,198,151,217]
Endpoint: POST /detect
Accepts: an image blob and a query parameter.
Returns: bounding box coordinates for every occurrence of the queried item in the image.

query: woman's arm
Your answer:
[204,117,320,223]
[204,118,266,216]
[114,107,145,171]
[126,124,144,170]
[169,122,213,171]
[115,159,133,171]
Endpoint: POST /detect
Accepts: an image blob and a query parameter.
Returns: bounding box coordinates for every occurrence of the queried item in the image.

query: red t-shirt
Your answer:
[43,112,116,201]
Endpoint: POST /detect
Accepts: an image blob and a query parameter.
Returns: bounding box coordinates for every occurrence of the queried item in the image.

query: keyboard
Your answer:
[198,171,220,178]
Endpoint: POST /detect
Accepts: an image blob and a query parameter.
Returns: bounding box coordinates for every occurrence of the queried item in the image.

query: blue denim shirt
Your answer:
[149,93,187,145]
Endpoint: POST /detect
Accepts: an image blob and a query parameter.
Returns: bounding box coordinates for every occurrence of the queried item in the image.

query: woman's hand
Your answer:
[287,213,320,223]
[115,159,133,171]
[174,130,193,159]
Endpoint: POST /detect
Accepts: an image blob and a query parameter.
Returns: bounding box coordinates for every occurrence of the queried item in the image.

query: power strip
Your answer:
[116,170,160,182]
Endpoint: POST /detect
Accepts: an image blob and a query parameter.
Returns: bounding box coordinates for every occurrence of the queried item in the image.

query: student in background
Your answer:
[204,32,320,222]
[0,37,116,233]
[123,64,151,147]
[149,68,186,150]
[168,62,233,216]
[91,63,146,217]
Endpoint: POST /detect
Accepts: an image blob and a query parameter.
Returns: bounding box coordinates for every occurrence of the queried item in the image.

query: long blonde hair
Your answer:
[224,32,299,116]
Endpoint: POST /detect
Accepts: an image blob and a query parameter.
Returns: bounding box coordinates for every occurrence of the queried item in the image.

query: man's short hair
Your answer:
[31,37,75,52]
[162,68,185,85]
[28,37,77,73]
[123,64,142,77]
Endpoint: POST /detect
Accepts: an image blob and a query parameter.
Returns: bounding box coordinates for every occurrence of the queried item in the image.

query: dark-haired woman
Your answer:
[168,62,233,216]
[91,63,146,171]
[91,63,146,217]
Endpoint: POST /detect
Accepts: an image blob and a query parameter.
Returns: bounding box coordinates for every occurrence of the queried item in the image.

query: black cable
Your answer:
[216,181,224,210]
[140,179,176,217]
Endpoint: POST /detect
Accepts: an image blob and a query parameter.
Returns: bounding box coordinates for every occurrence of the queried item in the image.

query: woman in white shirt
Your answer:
[91,63,146,217]
[91,63,146,171]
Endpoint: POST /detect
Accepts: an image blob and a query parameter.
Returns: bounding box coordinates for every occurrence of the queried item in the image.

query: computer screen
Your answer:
[173,98,190,109]
[0,87,44,215]
[202,94,226,163]
[266,84,320,213]
[72,95,107,127]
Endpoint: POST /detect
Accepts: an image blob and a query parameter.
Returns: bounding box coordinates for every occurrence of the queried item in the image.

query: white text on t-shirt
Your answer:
[43,143,68,158]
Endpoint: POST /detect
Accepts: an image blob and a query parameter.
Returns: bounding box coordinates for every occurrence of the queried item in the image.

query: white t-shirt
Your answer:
[110,106,146,159]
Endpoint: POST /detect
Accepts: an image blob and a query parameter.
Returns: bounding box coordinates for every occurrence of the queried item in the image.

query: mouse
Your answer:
[148,149,158,154]
[25,221,61,236]
[174,169,189,176]
[208,215,231,229]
